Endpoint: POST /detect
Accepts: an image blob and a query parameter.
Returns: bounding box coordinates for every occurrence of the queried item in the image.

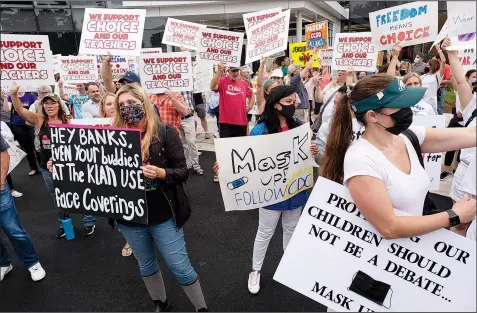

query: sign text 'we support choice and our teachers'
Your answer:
[214,124,313,211]
[50,124,148,224]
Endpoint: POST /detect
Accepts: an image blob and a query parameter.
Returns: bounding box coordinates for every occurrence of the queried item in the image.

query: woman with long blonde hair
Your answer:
[112,84,208,312]
[99,92,116,118]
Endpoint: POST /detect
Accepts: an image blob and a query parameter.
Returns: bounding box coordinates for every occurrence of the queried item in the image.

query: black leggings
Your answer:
[11,124,38,171]
[444,116,464,166]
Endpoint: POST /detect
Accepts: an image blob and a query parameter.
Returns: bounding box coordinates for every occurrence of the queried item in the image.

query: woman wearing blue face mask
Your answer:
[112,84,208,312]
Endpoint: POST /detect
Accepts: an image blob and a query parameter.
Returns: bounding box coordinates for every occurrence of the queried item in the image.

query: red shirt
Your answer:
[149,93,183,134]
[440,64,451,88]
[217,77,253,126]
[320,73,332,90]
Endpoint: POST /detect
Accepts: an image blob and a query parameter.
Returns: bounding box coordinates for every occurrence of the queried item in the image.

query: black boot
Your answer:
[154,299,170,312]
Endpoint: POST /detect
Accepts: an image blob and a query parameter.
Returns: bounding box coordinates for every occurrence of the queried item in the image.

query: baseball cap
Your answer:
[119,71,141,84]
[41,93,60,104]
[270,68,284,78]
[263,79,276,92]
[350,78,426,114]
[228,66,240,71]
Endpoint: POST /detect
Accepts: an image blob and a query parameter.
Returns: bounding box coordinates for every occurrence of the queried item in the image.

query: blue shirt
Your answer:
[67,94,90,119]
[7,93,36,126]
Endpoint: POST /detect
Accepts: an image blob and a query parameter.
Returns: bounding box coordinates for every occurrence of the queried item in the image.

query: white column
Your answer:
[296,11,303,43]
[166,45,173,53]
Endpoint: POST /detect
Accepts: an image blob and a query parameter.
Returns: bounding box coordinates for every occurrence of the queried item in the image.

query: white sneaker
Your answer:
[0,264,13,281]
[248,271,261,294]
[28,263,46,281]
[11,190,23,198]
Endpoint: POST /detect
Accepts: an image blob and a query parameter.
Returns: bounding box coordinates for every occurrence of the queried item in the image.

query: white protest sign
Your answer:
[196,28,244,67]
[0,34,55,92]
[62,84,80,97]
[79,8,146,56]
[319,48,333,66]
[58,56,99,84]
[70,118,112,126]
[332,33,377,72]
[7,141,26,174]
[458,48,477,72]
[193,61,213,93]
[53,54,61,74]
[412,116,446,191]
[95,55,137,80]
[243,7,282,32]
[141,48,163,55]
[245,10,290,64]
[429,20,448,51]
[162,18,207,50]
[139,52,193,93]
[369,1,439,50]
[274,177,476,312]
[447,2,476,50]
[214,123,313,211]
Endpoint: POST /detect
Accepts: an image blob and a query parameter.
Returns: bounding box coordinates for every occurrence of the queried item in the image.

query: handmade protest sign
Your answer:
[369,1,438,50]
[289,42,320,67]
[61,84,79,98]
[70,118,112,126]
[95,55,138,80]
[193,61,213,93]
[214,123,313,211]
[196,28,244,67]
[246,10,290,64]
[53,54,61,74]
[332,33,377,72]
[0,34,55,92]
[318,49,333,67]
[7,141,26,174]
[162,18,206,50]
[139,51,193,93]
[412,116,446,191]
[49,124,147,224]
[79,8,146,56]
[446,2,476,50]
[430,20,448,51]
[58,56,99,84]
[458,48,477,72]
[305,21,328,51]
[274,177,476,312]
[243,7,282,32]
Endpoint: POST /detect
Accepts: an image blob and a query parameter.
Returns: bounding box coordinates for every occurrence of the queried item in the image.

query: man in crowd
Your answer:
[150,89,189,135]
[0,134,46,282]
[82,82,102,119]
[58,82,89,119]
[180,91,204,176]
[412,53,428,75]
[193,92,210,139]
[288,47,319,123]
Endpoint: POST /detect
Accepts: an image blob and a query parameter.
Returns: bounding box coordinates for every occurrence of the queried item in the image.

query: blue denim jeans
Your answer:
[40,169,96,228]
[119,218,198,285]
[0,183,39,269]
[437,87,445,115]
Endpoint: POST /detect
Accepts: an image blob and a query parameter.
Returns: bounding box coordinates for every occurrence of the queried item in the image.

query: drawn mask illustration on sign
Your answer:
[227,177,249,190]
[348,270,393,309]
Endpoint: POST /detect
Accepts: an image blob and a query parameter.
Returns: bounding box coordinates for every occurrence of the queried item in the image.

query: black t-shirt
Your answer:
[193,93,203,105]
[38,124,52,169]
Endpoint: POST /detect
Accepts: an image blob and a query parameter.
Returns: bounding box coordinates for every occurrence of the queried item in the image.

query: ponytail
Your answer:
[320,92,354,184]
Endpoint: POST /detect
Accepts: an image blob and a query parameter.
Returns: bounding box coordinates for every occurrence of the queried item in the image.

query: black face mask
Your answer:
[399,69,407,76]
[348,271,393,308]
[377,107,413,135]
[277,103,296,119]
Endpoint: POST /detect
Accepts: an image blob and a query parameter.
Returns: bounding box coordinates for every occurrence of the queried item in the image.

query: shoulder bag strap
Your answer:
[402,129,424,168]
[464,109,477,127]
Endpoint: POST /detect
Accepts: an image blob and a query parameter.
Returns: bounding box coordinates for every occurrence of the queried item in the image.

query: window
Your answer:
[0,8,38,32]
[72,8,85,31]
[36,8,74,32]
[328,21,333,47]
[39,31,80,55]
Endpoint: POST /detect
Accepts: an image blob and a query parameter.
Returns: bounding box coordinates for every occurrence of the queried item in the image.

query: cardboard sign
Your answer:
[412,116,446,191]
[53,54,61,74]
[162,18,206,50]
[141,48,163,55]
[332,33,377,72]
[58,56,99,84]
[430,20,448,51]
[318,49,333,67]
[196,28,244,67]
[0,34,55,92]
[193,61,213,93]
[243,7,282,32]
[447,2,476,50]
[274,177,476,312]
[458,48,477,72]
[289,42,320,67]
[49,124,148,224]
[305,21,329,51]
[95,55,138,80]
[61,84,80,97]
[214,123,313,211]
[139,51,193,93]
[7,141,26,174]
[369,1,439,50]
[245,10,290,64]
[79,8,146,56]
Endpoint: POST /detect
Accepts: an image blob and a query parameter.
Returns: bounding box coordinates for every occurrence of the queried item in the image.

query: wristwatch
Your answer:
[446,209,460,227]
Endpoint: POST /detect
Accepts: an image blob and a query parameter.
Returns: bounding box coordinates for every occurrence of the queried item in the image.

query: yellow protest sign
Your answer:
[289,42,320,67]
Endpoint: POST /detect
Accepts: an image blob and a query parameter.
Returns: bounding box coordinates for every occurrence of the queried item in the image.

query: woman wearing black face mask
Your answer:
[320,74,476,243]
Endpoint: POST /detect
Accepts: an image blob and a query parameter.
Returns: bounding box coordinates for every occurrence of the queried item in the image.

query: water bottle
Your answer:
[61,213,75,240]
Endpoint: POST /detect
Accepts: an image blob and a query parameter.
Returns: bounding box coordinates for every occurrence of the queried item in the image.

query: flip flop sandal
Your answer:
[121,245,133,257]
[28,170,38,176]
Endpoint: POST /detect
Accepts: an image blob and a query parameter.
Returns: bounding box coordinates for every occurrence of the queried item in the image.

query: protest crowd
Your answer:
[1,1,476,312]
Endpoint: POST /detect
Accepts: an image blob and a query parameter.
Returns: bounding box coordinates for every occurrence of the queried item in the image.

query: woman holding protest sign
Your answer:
[320,73,476,240]
[111,84,208,312]
[9,83,97,238]
[214,85,317,295]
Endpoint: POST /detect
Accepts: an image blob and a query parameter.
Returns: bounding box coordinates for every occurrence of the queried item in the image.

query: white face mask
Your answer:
[414,57,420,63]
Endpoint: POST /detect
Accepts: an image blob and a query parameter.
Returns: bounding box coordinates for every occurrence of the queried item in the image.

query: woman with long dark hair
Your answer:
[320,74,476,241]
